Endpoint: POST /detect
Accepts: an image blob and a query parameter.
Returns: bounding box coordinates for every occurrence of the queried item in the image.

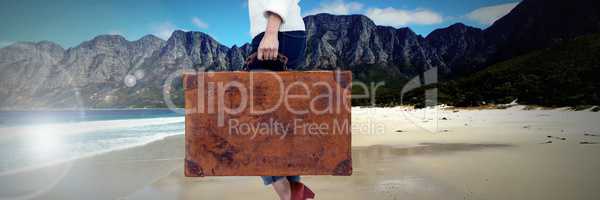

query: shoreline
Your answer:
[0,134,187,200]
[0,133,185,176]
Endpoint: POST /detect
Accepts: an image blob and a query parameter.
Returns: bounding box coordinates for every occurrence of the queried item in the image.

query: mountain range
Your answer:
[1,0,599,109]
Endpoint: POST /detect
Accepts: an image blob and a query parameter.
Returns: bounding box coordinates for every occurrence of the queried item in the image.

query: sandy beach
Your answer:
[1,106,600,200]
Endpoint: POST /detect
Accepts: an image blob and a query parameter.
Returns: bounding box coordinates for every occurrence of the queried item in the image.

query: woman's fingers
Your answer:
[264,48,270,60]
[257,47,275,60]
[257,35,279,61]
[257,49,263,60]
[266,48,272,60]
[273,46,280,60]
[270,47,278,60]
[265,47,272,60]
[263,48,274,60]
[258,47,265,60]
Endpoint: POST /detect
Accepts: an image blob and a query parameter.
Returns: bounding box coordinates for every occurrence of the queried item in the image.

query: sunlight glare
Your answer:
[26,125,64,158]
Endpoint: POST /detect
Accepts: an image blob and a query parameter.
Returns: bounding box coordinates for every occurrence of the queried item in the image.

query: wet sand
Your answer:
[1,106,600,200]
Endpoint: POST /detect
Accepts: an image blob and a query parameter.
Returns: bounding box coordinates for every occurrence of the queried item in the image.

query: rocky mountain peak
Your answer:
[81,34,129,48]
[34,41,65,51]
[136,35,164,43]
[425,23,487,76]
[303,13,443,76]
[0,41,65,66]
[168,30,220,45]
[159,31,231,71]
[485,0,600,60]
[306,13,376,26]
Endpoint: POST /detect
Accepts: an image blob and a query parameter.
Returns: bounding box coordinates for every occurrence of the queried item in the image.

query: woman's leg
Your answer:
[272,177,292,200]
[261,176,301,200]
[253,31,307,199]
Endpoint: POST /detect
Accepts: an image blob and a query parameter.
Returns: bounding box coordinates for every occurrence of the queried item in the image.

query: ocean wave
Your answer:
[0,116,185,174]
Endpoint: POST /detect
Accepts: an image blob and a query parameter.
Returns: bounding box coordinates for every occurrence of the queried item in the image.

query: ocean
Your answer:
[0,109,185,173]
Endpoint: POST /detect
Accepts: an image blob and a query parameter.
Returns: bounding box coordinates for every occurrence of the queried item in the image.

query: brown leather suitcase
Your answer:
[184,71,352,176]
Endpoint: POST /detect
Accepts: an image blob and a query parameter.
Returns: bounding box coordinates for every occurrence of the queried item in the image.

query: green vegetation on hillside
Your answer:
[351,34,600,108]
[350,64,409,106]
[443,34,600,107]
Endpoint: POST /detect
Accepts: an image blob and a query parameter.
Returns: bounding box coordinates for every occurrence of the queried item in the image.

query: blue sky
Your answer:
[0,0,519,48]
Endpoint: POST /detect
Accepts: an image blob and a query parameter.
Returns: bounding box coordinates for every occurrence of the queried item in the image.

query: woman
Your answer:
[247,0,312,200]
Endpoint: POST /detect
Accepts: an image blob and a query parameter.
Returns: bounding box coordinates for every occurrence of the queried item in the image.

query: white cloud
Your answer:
[466,2,519,25]
[366,7,443,27]
[192,17,209,29]
[303,0,443,27]
[304,0,364,16]
[152,22,185,40]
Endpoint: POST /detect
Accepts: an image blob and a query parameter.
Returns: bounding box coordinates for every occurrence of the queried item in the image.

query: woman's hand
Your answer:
[258,32,279,60]
[258,12,283,61]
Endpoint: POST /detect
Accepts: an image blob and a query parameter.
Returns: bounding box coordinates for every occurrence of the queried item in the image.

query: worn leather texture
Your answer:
[184,71,352,176]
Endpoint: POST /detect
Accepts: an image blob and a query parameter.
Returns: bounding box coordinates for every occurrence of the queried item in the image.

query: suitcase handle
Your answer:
[243,52,288,71]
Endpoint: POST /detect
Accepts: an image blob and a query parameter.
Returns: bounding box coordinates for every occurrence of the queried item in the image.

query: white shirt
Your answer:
[248,0,306,38]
